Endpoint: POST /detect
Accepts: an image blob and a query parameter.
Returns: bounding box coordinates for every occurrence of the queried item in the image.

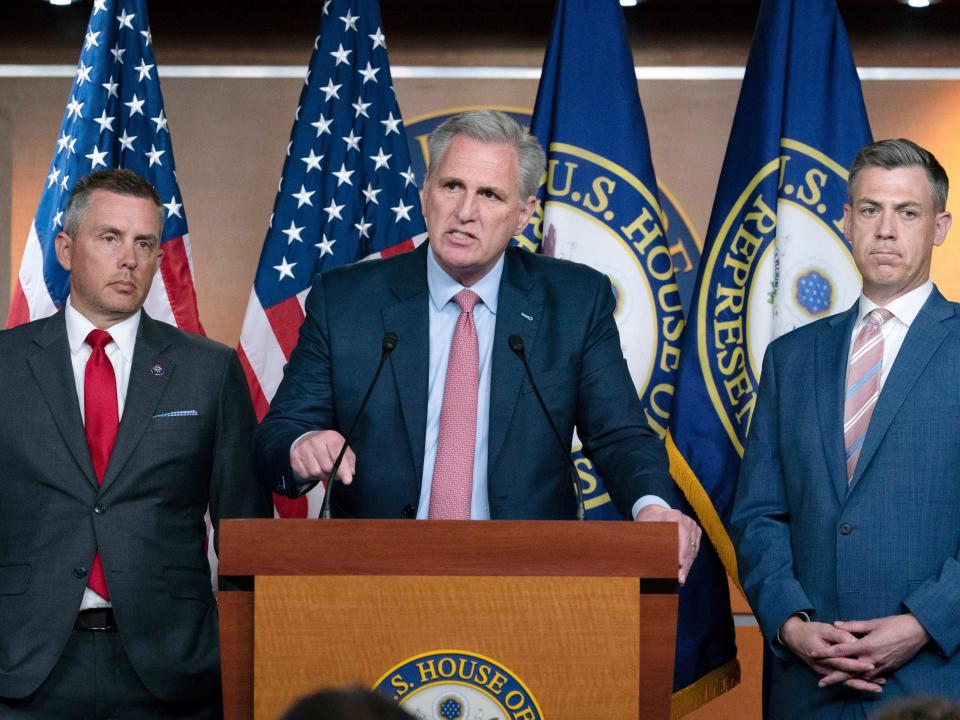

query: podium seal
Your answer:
[374,649,543,719]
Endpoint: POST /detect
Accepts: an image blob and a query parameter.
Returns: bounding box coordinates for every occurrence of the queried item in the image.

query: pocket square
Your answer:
[152,410,199,418]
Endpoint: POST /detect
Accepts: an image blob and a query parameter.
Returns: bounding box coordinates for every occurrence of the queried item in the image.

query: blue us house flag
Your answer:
[667,0,872,696]
[516,0,738,714]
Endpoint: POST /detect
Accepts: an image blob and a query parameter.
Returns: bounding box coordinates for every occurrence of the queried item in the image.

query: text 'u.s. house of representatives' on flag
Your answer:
[517,0,738,715]
[7,0,202,335]
[667,0,872,631]
[237,0,426,519]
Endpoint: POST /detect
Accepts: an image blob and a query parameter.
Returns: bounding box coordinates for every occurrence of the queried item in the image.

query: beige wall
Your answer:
[4,74,960,345]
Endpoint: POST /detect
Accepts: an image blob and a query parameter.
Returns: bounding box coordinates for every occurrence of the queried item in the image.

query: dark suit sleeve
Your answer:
[575,274,678,518]
[253,273,335,497]
[209,349,274,554]
[903,542,960,657]
[730,344,813,652]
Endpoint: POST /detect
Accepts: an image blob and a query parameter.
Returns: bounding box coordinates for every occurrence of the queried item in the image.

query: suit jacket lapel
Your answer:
[815,303,857,504]
[382,244,430,484]
[27,311,97,487]
[489,249,543,471]
[849,288,953,490]
[100,313,173,491]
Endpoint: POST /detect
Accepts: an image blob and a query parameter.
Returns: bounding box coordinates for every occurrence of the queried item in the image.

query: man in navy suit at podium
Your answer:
[255,110,701,583]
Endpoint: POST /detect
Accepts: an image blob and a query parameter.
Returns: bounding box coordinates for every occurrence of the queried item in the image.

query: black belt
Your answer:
[75,608,117,631]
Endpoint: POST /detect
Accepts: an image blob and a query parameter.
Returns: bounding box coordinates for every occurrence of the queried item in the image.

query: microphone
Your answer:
[508,334,585,521]
[319,331,398,519]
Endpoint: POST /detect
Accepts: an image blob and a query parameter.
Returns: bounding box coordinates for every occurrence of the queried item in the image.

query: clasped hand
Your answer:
[780,613,929,693]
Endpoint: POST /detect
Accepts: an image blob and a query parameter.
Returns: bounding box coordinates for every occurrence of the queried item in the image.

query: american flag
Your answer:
[7,0,202,334]
[237,0,426,518]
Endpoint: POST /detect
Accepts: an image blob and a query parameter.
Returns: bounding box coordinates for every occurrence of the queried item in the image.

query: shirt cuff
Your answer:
[632,494,670,519]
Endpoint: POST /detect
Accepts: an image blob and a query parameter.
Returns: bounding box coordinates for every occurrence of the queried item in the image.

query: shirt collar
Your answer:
[857,280,933,329]
[65,297,141,363]
[426,243,503,314]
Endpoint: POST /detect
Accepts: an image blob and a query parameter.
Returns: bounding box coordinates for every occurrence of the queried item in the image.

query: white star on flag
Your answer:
[330,44,352,66]
[332,163,354,186]
[292,184,316,208]
[319,80,342,102]
[323,198,345,221]
[94,110,115,134]
[301,149,324,172]
[163,196,183,218]
[359,62,380,84]
[77,62,93,85]
[118,129,137,151]
[135,59,154,81]
[391,200,413,222]
[380,112,401,135]
[273,257,297,280]
[369,27,386,49]
[85,30,102,49]
[144,144,165,167]
[125,93,145,116]
[316,234,336,256]
[110,44,126,63]
[86,147,109,169]
[400,167,417,187]
[354,218,372,238]
[362,183,382,205]
[66,96,84,120]
[102,75,119,98]
[340,11,359,31]
[342,130,362,152]
[151,109,168,133]
[282,220,306,244]
[311,114,334,136]
[353,99,372,119]
[370,148,391,171]
[116,9,136,30]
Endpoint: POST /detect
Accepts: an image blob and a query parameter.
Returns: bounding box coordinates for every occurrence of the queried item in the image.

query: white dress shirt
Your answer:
[849,281,933,389]
[65,298,141,610]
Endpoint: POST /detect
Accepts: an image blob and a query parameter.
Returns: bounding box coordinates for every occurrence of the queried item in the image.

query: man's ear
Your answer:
[55,232,73,272]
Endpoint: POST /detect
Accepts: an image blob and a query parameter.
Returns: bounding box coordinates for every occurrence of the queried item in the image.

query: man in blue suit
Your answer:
[254,110,701,583]
[732,138,959,718]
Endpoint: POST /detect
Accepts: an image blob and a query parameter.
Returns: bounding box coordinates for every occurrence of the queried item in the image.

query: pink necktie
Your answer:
[844,308,893,482]
[84,329,119,599]
[429,290,480,519]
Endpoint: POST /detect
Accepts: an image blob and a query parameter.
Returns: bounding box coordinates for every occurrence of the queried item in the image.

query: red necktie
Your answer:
[84,329,118,599]
[429,290,480,519]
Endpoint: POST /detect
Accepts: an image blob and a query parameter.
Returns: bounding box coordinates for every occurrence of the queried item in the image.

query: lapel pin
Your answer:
[521,312,534,322]
[150,363,166,377]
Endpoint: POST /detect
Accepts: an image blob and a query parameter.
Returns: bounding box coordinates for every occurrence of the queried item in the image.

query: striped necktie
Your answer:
[843,308,894,482]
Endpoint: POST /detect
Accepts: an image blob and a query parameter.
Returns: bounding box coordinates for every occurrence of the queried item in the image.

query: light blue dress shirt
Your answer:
[417,246,502,519]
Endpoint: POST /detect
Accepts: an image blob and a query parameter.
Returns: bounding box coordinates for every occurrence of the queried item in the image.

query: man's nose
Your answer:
[117,240,138,268]
[456,192,478,221]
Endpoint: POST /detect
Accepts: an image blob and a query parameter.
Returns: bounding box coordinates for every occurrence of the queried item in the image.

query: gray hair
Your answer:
[63,168,163,237]
[848,138,949,213]
[426,110,546,200]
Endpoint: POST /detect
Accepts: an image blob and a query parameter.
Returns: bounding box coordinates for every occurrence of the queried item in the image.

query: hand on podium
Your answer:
[635,505,701,585]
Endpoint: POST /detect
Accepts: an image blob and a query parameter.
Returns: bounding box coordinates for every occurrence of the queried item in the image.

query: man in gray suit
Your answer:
[732,139,959,718]
[0,169,272,719]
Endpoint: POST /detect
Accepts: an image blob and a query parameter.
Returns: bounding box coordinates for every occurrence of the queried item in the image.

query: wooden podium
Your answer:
[218,519,679,719]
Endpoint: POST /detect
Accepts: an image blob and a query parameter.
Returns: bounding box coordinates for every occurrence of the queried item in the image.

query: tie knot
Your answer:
[85,329,114,351]
[454,289,480,314]
[865,308,894,328]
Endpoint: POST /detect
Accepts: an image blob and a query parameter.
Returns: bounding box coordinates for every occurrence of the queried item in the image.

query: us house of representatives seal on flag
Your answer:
[700,140,861,449]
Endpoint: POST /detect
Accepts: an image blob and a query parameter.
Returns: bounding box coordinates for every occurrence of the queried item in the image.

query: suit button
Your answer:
[401,504,415,519]
[73,567,88,579]
[93,504,105,515]
[839,523,853,535]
